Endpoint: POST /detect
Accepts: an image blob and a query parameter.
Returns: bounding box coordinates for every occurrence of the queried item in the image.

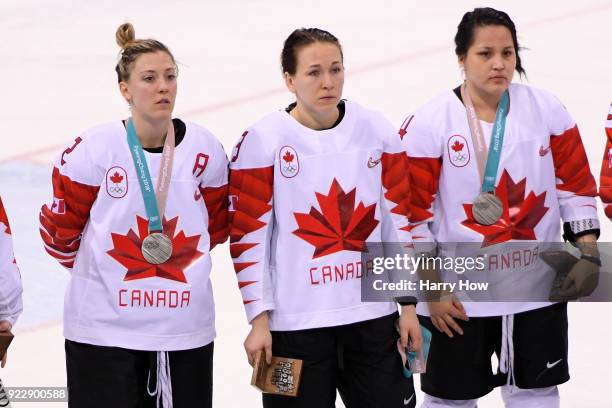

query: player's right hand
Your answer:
[558,258,600,300]
[0,320,11,368]
[399,305,422,352]
[245,312,272,367]
[427,294,468,338]
[0,321,12,333]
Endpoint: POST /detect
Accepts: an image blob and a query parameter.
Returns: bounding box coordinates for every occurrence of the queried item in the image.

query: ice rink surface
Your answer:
[1,0,611,406]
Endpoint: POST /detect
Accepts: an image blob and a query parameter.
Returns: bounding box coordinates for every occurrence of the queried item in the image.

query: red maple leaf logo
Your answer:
[293,179,379,258]
[451,141,464,152]
[462,170,549,247]
[107,216,203,282]
[282,150,294,163]
[110,171,123,184]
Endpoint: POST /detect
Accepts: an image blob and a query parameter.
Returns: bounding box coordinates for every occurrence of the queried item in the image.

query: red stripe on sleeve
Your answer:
[229,167,274,243]
[39,167,99,264]
[381,152,412,230]
[407,157,442,223]
[550,125,597,196]
[599,127,612,213]
[229,166,274,292]
[200,184,229,250]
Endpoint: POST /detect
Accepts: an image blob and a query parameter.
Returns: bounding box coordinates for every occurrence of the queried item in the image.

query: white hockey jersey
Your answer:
[0,197,23,326]
[400,83,598,316]
[599,101,612,218]
[229,101,412,331]
[39,120,228,351]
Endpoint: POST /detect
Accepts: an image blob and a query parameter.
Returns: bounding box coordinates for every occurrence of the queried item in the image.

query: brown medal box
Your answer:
[0,331,14,360]
[251,350,303,397]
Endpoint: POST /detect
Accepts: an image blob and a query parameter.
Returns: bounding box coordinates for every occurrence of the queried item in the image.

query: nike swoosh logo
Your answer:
[403,394,415,406]
[539,145,551,156]
[368,157,382,168]
[535,358,564,382]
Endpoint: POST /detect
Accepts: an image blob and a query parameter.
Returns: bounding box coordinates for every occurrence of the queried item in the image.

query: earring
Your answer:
[460,67,466,81]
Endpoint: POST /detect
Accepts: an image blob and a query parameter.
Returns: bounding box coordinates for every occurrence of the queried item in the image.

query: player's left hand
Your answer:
[558,258,599,299]
[399,305,422,352]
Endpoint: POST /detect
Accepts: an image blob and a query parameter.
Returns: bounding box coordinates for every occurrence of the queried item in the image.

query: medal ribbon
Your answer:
[126,118,175,232]
[461,83,509,193]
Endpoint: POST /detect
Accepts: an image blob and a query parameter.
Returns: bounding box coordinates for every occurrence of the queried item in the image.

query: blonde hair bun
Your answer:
[116,23,136,49]
[114,24,174,82]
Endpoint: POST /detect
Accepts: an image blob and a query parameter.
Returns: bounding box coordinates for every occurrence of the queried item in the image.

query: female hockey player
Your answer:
[400,7,600,408]
[39,23,228,408]
[599,101,612,218]
[229,28,422,407]
[0,196,22,408]
[0,196,23,367]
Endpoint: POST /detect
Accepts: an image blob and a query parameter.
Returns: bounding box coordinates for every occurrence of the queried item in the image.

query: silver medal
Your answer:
[472,193,503,225]
[142,232,173,264]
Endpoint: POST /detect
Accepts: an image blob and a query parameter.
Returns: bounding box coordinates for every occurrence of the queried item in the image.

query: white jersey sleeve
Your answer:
[0,197,23,326]
[196,137,229,249]
[39,134,103,269]
[398,112,443,251]
[229,129,276,323]
[545,93,599,232]
[378,114,413,245]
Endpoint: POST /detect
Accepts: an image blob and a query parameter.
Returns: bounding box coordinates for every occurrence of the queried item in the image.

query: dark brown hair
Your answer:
[281,28,343,75]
